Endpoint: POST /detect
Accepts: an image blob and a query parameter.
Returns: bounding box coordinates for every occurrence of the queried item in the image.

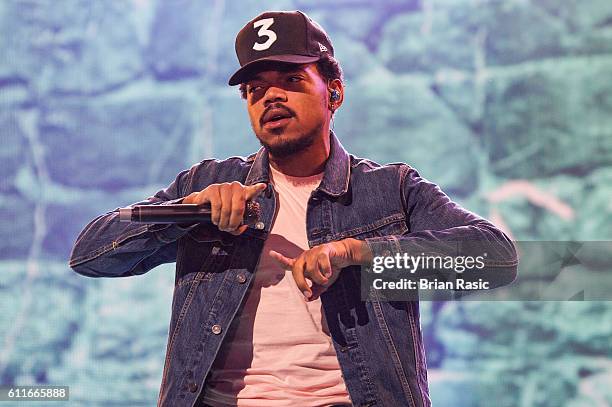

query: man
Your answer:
[70,10,517,407]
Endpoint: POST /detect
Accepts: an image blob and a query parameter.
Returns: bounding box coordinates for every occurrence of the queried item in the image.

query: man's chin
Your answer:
[257,132,316,159]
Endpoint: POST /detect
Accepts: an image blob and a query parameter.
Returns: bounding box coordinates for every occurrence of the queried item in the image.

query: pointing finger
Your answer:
[245,183,267,200]
[269,250,295,268]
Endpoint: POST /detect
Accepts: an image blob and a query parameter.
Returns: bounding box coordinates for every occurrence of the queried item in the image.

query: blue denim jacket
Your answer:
[69,132,517,407]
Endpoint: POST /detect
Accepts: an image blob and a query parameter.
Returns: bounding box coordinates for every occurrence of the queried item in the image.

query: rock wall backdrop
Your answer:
[0,0,611,406]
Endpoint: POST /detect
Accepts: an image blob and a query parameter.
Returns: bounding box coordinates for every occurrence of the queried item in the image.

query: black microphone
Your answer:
[119,201,262,228]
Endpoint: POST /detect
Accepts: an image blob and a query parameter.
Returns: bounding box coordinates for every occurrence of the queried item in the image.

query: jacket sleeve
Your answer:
[365,165,518,288]
[69,166,199,278]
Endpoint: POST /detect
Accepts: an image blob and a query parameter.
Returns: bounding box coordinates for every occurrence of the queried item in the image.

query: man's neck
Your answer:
[269,131,331,177]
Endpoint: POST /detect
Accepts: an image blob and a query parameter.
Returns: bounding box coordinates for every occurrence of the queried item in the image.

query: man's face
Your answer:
[244,63,329,158]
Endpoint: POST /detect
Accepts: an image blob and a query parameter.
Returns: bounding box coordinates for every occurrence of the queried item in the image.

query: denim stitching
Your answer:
[161,274,203,400]
[407,302,429,406]
[371,298,417,407]
[330,214,407,241]
[69,224,150,266]
[338,277,379,404]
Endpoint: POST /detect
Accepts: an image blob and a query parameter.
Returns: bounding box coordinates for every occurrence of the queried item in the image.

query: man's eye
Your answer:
[248,85,262,93]
[288,76,302,82]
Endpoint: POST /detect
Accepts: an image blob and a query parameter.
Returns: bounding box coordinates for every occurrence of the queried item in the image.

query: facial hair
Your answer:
[257,123,322,159]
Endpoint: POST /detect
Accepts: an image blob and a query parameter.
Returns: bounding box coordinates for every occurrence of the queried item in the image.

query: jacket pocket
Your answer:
[334,213,408,240]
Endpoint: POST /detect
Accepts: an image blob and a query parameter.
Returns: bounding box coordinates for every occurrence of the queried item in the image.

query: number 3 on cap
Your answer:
[253,18,277,51]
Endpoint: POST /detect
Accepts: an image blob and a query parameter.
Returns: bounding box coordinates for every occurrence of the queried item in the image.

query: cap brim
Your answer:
[228,54,320,85]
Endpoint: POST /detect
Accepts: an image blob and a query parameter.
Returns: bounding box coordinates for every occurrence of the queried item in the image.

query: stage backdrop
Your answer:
[1,0,611,406]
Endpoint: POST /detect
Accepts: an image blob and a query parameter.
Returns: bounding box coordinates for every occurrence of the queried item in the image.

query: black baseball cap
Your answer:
[228,10,334,86]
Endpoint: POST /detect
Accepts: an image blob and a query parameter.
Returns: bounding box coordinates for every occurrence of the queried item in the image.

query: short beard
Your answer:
[257,127,319,159]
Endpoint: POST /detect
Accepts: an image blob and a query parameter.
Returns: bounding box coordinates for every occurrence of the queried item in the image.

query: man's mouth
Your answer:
[261,107,294,129]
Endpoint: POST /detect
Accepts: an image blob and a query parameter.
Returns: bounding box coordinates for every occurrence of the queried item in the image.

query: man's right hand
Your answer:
[182,182,267,235]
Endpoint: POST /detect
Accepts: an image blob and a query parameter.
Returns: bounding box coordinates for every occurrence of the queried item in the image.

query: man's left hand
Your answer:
[269,238,373,301]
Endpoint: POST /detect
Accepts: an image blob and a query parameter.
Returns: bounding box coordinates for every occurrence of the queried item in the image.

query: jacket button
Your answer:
[188,382,198,393]
[211,324,222,335]
[255,221,265,230]
[236,273,247,284]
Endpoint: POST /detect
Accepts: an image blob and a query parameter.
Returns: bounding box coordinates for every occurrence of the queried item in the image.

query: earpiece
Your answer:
[329,89,340,102]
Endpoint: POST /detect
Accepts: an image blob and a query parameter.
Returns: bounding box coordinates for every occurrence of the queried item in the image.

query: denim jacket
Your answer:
[69,132,518,407]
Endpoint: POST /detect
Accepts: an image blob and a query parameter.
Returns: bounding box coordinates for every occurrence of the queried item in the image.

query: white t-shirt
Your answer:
[202,165,351,406]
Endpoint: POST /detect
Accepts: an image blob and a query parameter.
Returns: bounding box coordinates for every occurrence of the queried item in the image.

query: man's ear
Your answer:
[327,79,344,113]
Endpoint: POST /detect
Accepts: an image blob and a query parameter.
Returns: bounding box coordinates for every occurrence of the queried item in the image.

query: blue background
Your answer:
[1,0,611,406]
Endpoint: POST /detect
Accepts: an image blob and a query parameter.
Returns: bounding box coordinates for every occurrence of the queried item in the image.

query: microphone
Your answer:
[119,201,262,228]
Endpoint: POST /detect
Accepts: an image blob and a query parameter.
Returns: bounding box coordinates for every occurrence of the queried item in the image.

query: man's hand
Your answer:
[270,238,373,301]
[182,182,267,235]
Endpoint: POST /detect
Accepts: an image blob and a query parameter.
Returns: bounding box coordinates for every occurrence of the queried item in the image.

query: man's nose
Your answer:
[264,86,287,105]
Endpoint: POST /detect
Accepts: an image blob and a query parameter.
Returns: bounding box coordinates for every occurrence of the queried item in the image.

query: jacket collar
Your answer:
[245,130,350,197]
